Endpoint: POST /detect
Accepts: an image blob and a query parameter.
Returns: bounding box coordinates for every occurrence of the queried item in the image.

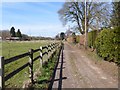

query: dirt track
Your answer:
[52,42,118,88]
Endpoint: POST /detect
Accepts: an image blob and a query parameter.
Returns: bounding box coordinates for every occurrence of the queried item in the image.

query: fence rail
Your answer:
[0,42,61,89]
[4,52,30,65]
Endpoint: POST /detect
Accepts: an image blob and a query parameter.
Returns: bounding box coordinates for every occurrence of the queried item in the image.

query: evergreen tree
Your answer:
[60,32,65,40]
[10,27,16,37]
[111,2,120,27]
[16,29,22,38]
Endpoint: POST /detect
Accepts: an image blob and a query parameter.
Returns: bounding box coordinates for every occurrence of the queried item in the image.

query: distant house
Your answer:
[6,37,20,41]
[0,37,1,41]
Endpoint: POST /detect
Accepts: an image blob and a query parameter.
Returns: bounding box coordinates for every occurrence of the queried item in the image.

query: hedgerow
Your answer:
[95,27,120,64]
[88,30,97,49]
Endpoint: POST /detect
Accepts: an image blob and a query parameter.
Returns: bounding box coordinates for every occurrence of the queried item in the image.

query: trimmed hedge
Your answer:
[88,30,97,48]
[95,27,120,64]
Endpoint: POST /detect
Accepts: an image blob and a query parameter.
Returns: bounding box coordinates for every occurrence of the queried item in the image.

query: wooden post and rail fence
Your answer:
[0,42,62,89]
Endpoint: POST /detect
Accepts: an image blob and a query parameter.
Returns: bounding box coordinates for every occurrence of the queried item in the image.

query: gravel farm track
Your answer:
[52,42,118,88]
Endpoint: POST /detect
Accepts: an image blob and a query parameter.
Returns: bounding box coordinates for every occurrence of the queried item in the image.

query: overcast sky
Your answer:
[1,2,67,37]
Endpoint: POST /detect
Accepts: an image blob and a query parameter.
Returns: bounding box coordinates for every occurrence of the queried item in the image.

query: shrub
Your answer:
[76,35,80,43]
[88,30,97,48]
[95,27,120,64]
[72,32,77,43]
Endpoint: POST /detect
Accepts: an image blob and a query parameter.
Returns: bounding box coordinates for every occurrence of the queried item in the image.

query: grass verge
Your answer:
[32,47,61,89]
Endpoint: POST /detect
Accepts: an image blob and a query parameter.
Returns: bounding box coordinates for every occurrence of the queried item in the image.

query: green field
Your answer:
[2,40,55,88]
[2,40,54,59]
[0,41,2,56]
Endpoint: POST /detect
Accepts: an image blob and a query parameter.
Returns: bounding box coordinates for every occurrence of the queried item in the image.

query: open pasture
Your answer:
[2,40,54,59]
[2,40,55,88]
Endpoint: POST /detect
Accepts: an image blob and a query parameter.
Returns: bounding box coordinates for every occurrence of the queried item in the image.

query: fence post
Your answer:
[48,44,51,60]
[50,44,52,51]
[51,44,53,51]
[29,49,34,84]
[40,46,43,67]
[0,56,4,89]
[46,45,48,62]
[48,45,49,58]
[53,43,54,51]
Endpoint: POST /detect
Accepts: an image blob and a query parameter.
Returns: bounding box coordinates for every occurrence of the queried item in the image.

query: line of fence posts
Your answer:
[0,42,60,89]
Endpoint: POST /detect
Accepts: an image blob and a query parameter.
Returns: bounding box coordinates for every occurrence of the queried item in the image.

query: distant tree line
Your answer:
[0,26,55,41]
[30,36,54,40]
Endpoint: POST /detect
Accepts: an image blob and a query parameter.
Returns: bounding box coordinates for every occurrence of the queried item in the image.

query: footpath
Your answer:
[52,42,118,89]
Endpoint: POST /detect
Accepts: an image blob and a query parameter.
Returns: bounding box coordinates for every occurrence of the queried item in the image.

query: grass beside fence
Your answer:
[2,40,54,88]
[33,46,61,89]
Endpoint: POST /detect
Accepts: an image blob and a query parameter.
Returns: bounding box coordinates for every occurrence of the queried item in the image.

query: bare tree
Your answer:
[0,30,11,40]
[58,1,111,32]
[58,1,111,48]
